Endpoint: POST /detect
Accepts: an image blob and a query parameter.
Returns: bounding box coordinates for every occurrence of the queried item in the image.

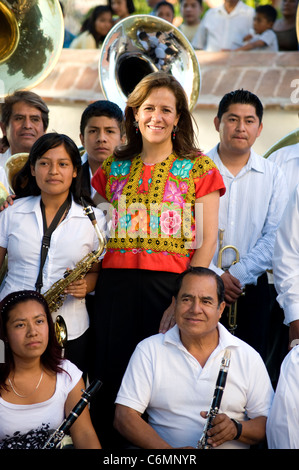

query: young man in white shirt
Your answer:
[207,89,288,365]
[114,267,273,449]
[192,0,254,51]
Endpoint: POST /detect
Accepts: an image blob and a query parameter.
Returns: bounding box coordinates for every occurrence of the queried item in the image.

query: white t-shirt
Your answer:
[249,29,278,51]
[266,346,299,449]
[0,196,108,339]
[116,323,274,449]
[0,360,82,449]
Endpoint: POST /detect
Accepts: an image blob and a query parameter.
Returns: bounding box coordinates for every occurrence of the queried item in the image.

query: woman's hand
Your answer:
[64,278,88,299]
[159,296,176,333]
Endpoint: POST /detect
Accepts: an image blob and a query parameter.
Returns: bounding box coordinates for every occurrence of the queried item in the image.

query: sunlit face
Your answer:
[214,103,263,158]
[111,0,128,18]
[2,101,45,154]
[94,11,113,36]
[156,5,174,23]
[134,87,180,147]
[253,13,273,35]
[80,116,124,171]
[6,300,49,362]
[175,274,225,343]
[181,0,202,25]
[31,144,77,199]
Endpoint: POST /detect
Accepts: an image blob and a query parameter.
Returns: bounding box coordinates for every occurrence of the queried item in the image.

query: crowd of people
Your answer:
[0,69,299,450]
[0,0,298,451]
[61,0,298,52]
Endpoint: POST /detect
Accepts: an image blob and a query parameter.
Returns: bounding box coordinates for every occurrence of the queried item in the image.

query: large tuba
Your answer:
[99,14,201,111]
[0,0,64,98]
[263,128,299,159]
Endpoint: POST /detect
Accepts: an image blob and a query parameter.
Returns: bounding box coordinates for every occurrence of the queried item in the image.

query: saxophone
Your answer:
[44,200,106,341]
[197,349,231,449]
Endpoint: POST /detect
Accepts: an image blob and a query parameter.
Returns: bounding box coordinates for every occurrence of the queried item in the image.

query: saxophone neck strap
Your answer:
[35,194,71,293]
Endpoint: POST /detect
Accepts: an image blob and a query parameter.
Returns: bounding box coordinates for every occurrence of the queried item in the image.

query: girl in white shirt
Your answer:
[0,133,107,377]
[0,289,101,449]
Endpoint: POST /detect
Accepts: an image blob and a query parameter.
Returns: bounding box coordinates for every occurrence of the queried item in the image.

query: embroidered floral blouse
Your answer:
[91,153,225,273]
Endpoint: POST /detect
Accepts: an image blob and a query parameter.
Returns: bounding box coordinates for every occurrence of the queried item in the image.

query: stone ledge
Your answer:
[32,49,299,109]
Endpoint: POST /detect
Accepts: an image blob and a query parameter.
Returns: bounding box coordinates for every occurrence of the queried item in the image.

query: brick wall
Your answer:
[32,49,299,110]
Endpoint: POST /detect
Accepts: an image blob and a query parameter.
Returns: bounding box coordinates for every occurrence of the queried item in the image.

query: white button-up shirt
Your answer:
[273,184,299,325]
[207,145,288,287]
[266,345,299,449]
[0,195,107,340]
[268,142,299,198]
[192,1,255,51]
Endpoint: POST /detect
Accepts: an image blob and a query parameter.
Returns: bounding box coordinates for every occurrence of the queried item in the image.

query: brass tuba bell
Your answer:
[263,128,299,159]
[0,0,64,98]
[98,14,201,111]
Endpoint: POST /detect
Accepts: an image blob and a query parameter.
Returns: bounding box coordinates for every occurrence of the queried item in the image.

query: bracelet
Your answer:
[231,419,242,440]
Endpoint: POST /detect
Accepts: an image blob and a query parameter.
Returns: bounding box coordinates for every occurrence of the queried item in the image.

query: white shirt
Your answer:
[0,196,108,340]
[0,148,11,169]
[116,323,273,449]
[273,184,299,325]
[207,145,288,287]
[0,360,82,449]
[268,143,299,197]
[248,29,278,51]
[266,346,299,449]
[0,166,9,194]
[192,1,254,51]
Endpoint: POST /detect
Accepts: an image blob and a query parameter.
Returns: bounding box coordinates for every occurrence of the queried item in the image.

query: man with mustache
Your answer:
[207,89,288,374]
[0,90,49,169]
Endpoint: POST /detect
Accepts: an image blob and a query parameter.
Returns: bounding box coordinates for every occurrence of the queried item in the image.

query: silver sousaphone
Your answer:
[98,14,201,111]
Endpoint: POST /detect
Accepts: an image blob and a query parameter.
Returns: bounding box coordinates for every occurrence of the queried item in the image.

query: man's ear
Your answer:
[214,116,220,132]
[0,122,7,137]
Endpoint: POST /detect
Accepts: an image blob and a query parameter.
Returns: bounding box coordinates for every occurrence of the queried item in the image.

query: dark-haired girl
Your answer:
[0,133,107,376]
[0,290,101,449]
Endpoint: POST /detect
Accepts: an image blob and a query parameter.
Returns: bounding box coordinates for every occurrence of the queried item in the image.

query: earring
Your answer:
[133,120,139,134]
[172,125,178,140]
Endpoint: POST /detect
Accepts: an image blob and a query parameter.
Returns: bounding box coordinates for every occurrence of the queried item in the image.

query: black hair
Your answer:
[13,132,94,206]
[82,5,113,45]
[80,100,124,136]
[179,0,203,6]
[154,1,175,14]
[255,4,277,24]
[217,89,263,124]
[108,0,136,14]
[174,266,225,307]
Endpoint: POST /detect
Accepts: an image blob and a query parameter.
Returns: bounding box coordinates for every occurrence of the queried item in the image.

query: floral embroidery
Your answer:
[111,160,131,176]
[160,209,182,236]
[171,159,193,179]
[163,179,185,204]
[110,179,127,202]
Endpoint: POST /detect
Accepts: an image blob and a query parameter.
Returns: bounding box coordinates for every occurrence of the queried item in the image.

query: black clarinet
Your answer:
[197,349,231,449]
[43,379,102,449]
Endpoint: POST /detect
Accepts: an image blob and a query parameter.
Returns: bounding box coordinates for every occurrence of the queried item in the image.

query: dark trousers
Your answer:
[89,268,179,449]
[64,328,90,383]
[221,273,271,361]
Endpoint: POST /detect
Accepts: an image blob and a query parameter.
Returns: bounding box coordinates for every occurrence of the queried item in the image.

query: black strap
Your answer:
[35,195,71,293]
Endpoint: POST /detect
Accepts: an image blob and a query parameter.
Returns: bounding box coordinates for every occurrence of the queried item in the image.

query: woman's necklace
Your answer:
[8,370,44,398]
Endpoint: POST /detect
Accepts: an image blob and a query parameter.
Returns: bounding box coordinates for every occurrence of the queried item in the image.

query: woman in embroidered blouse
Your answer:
[89,72,226,448]
[0,290,101,449]
[0,133,107,379]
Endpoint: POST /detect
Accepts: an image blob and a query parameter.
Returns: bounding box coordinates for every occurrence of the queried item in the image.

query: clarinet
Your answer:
[197,349,231,449]
[43,379,102,449]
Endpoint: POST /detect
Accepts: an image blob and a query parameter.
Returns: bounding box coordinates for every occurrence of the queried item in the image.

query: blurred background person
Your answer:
[70,5,113,49]
[178,0,203,43]
[109,0,135,24]
[273,0,299,51]
[154,0,175,23]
